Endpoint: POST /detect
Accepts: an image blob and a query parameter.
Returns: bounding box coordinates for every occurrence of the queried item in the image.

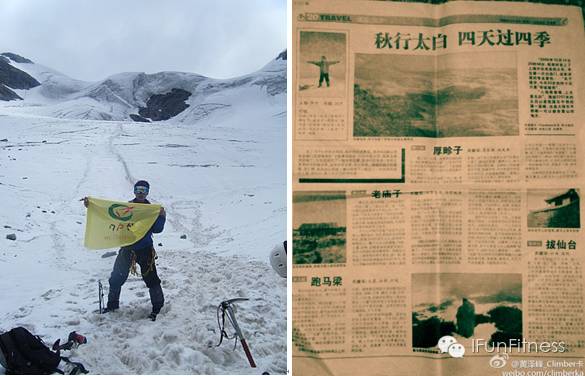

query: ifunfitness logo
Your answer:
[472,339,567,354]
[436,337,581,375]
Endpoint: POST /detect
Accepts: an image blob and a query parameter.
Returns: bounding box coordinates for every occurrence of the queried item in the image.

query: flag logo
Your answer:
[108,204,134,221]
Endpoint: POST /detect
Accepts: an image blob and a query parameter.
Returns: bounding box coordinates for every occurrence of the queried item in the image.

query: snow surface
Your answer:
[0,55,286,374]
[297,76,345,98]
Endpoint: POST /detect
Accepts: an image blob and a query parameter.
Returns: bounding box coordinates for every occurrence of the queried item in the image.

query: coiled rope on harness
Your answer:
[129,251,138,276]
[129,247,158,277]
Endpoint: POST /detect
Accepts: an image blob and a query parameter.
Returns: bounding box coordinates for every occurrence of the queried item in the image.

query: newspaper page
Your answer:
[292,1,585,375]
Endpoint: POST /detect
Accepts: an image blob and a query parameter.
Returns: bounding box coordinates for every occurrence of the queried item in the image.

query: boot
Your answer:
[101,301,119,314]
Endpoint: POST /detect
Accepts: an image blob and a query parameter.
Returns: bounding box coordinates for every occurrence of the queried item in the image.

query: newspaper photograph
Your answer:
[292,1,585,375]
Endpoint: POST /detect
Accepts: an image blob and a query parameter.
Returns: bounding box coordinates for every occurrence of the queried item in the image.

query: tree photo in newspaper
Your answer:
[292,0,585,375]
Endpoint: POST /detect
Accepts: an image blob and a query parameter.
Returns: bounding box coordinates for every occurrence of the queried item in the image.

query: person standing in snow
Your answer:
[306,56,339,88]
[83,180,166,321]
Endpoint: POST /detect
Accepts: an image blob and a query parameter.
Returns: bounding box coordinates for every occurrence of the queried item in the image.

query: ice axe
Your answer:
[215,298,257,368]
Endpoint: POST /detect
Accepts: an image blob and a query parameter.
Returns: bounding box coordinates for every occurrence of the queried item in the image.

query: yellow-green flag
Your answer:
[84,196,161,250]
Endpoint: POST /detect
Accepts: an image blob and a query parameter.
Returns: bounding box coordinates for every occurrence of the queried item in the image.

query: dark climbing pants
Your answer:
[318,72,330,87]
[107,246,164,313]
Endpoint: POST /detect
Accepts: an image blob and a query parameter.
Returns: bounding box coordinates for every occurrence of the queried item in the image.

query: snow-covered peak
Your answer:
[1,52,34,64]
[0,51,285,124]
[1,53,87,102]
[259,49,287,73]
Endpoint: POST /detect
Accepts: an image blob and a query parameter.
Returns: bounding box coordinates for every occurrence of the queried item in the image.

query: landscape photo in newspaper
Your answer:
[354,51,519,137]
[412,273,523,350]
[298,31,347,97]
[293,191,347,265]
[527,188,581,228]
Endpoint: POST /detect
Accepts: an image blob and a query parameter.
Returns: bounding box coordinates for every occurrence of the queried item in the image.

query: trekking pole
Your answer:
[98,281,104,314]
[216,298,257,368]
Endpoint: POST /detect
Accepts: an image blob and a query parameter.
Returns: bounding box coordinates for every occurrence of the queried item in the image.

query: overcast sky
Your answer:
[0,0,286,81]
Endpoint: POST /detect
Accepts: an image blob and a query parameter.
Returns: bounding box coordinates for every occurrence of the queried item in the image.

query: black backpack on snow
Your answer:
[0,327,88,375]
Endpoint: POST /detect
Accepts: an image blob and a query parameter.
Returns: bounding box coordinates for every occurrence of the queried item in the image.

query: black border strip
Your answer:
[299,13,568,27]
[299,148,405,184]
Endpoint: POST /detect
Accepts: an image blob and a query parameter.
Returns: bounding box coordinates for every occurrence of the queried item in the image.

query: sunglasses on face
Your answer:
[134,186,149,195]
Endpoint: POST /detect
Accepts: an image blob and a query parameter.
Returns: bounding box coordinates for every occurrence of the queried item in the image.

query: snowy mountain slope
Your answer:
[0,52,286,374]
[0,51,286,124]
[1,53,87,102]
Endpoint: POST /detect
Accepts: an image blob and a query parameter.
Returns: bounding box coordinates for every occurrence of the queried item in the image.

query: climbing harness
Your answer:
[216,298,257,368]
